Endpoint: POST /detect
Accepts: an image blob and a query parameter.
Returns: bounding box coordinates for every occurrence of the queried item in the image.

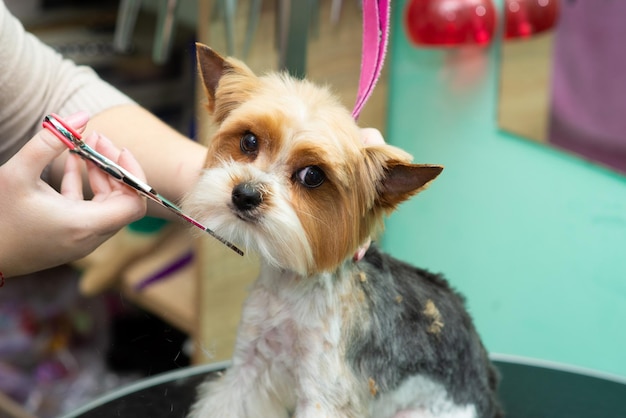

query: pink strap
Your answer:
[352,0,391,120]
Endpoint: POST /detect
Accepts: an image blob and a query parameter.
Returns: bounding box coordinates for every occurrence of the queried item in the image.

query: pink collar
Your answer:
[353,239,372,263]
[352,0,391,120]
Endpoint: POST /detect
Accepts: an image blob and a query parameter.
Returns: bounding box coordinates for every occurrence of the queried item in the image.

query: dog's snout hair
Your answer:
[232,182,263,212]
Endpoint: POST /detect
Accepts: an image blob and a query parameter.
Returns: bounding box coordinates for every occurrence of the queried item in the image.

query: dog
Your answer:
[183,43,502,418]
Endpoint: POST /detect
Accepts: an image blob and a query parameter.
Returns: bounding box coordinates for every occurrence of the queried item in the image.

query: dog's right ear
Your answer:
[196,43,259,122]
[196,43,228,106]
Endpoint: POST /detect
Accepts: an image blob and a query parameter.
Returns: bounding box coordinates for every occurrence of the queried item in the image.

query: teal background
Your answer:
[382,0,626,378]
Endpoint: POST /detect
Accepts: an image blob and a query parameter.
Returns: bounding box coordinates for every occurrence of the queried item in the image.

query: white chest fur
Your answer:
[191,263,366,417]
[230,264,366,416]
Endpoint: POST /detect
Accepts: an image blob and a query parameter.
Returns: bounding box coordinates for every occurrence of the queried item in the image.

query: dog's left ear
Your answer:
[196,43,258,122]
[366,146,443,210]
[377,162,443,209]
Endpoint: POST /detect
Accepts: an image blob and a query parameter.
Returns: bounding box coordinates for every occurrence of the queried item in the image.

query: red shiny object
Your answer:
[504,0,560,39]
[405,0,497,47]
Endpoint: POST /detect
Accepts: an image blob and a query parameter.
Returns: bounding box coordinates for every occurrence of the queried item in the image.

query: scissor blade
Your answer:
[156,195,244,256]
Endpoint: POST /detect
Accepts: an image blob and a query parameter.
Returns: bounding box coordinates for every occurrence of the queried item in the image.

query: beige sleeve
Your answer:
[0,1,135,165]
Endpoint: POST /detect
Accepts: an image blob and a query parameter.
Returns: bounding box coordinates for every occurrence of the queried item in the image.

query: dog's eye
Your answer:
[296,166,325,188]
[240,132,259,154]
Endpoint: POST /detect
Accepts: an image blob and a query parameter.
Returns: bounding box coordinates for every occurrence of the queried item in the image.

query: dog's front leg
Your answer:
[189,363,290,418]
[190,287,292,418]
[294,402,362,418]
[293,390,366,418]
[291,355,367,418]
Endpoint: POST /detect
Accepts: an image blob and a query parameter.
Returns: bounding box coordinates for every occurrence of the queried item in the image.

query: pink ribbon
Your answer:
[352,0,391,120]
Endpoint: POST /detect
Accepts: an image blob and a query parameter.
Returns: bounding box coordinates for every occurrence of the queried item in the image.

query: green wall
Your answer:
[382,0,626,378]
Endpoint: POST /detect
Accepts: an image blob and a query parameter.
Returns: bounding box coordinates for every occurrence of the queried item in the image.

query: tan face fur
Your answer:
[182,44,442,275]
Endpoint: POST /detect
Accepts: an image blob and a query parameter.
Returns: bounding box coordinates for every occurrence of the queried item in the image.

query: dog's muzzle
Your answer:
[232,182,263,213]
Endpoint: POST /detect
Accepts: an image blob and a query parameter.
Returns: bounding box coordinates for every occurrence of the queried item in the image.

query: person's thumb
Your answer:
[15,111,90,175]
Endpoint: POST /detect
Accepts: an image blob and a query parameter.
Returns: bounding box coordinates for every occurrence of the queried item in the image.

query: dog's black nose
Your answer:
[232,182,262,211]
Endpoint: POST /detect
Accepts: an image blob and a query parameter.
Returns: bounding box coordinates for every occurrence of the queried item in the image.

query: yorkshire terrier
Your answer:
[183,43,502,418]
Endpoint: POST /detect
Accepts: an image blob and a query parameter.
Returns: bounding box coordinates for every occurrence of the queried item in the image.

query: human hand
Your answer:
[0,112,147,278]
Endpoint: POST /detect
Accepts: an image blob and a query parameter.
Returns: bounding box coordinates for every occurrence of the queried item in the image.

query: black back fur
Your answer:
[348,244,503,417]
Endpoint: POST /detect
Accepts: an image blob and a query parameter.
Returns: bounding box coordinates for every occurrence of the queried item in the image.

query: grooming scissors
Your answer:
[42,113,243,256]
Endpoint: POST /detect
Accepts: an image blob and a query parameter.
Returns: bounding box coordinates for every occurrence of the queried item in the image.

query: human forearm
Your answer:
[50,104,207,207]
[89,105,207,201]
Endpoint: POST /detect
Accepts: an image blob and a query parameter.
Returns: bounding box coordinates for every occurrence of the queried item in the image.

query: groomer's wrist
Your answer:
[0,237,31,278]
[0,258,15,280]
[0,256,18,279]
[0,233,13,279]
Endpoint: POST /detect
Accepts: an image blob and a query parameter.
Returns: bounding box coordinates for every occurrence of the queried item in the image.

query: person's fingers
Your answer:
[81,189,147,234]
[84,133,113,195]
[92,145,147,224]
[91,131,125,190]
[89,130,122,162]
[67,136,148,234]
[14,131,69,175]
[87,133,147,198]
[64,111,90,133]
[60,152,84,199]
[360,127,385,146]
[11,111,90,176]
[117,147,147,183]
